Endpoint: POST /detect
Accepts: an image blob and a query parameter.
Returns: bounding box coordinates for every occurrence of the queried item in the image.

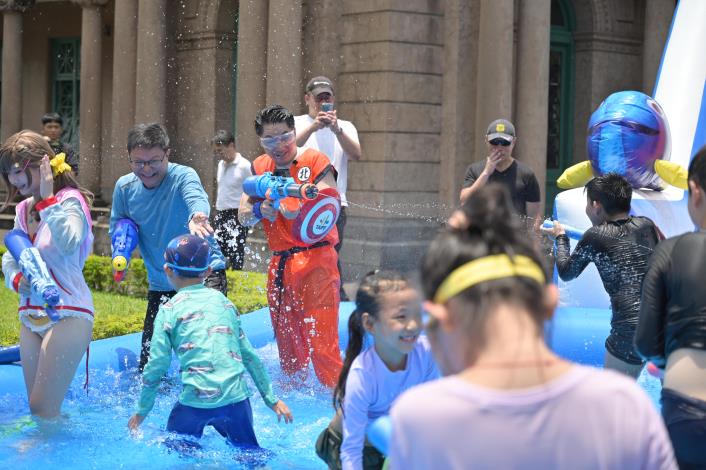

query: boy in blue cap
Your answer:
[128,234,293,448]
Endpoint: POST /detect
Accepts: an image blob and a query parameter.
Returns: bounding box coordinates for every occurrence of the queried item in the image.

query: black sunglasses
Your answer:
[489,138,512,147]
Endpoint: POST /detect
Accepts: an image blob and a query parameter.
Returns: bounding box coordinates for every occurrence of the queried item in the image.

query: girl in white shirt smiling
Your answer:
[316,270,439,470]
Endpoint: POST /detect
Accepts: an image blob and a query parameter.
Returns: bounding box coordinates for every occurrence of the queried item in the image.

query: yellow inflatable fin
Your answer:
[654,160,688,190]
[557,161,595,189]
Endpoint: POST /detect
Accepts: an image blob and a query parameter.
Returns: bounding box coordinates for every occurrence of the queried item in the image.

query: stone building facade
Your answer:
[0,0,675,278]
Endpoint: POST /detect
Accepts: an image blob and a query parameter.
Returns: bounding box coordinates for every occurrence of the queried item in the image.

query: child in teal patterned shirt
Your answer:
[128,234,292,448]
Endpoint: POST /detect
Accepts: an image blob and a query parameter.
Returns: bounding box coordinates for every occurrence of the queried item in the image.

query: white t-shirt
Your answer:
[389,365,676,470]
[342,336,439,470]
[216,153,251,211]
[294,114,359,206]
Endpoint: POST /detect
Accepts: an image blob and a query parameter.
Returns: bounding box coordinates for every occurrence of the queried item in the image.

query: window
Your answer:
[546,0,575,212]
[51,38,81,149]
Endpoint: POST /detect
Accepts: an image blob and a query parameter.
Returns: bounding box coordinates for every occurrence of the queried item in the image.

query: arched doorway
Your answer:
[546,0,575,212]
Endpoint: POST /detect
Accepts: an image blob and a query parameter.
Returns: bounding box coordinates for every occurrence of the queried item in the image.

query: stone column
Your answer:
[643,0,674,95]
[135,0,166,123]
[474,0,514,160]
[72,0,108,196]
[0,1,33,141]
[104,0,138,201]
[302,0,341,83]
[515,0,551,206]
[235,0,268,160]
[266,0,303,111]
[439,0,479,208]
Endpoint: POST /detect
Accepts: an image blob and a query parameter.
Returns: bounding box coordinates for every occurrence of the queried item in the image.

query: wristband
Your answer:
[35,196,58,212]
[252,201,264,220]
[12,273,23,293]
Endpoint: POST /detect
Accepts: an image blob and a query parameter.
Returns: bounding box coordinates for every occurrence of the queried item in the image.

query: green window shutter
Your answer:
[51,37,81,149]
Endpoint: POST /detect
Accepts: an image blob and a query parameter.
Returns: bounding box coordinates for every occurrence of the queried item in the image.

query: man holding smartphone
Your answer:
[295,76,361,300]
[458,119,542,230]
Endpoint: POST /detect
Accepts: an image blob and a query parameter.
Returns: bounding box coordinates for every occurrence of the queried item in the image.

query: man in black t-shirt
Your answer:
[458,119,541,230]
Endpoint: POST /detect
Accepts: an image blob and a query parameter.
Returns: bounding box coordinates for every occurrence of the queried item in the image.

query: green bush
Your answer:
[82,255,149,297]
[79,255,267,311]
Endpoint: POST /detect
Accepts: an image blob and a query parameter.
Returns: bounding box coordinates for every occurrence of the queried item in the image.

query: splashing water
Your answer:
[0,343,334,469]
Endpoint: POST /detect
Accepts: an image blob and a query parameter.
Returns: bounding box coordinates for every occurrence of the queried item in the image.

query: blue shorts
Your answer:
[166,398,259,448]
[661,388,706,469]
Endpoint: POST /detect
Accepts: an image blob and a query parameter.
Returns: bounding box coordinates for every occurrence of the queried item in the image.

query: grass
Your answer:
[0,270,268,346]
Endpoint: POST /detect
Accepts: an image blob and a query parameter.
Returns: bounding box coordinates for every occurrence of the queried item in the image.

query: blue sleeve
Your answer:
[109,181,127,237]
[206,235,226,271]
[341,366,371,470]
[178,166,211,219]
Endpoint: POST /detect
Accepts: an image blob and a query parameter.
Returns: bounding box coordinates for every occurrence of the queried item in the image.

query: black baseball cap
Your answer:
[306,76,334,96]
[486,119,516,143]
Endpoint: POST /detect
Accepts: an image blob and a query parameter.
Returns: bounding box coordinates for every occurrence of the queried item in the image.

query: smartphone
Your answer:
[321,103,334,112]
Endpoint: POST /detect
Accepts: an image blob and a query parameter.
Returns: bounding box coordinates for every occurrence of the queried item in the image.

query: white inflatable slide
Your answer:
[553,0,706,310]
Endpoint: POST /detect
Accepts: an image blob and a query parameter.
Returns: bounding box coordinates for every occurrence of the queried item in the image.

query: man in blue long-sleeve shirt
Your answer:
[110,123,227,371]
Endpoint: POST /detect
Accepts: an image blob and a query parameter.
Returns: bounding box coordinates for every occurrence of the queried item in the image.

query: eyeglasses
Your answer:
[489,138,512,147]
[260,130,295,149]
[129,153,167,169]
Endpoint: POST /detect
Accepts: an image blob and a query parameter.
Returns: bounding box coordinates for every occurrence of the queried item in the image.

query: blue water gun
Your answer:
[542,219,586,240]
[111,218,139,283]
[4,229,61,321]
[242,172,318,209]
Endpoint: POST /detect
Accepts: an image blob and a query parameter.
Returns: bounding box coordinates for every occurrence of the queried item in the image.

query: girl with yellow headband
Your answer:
[0,130,94,419]
[386,184,676,469]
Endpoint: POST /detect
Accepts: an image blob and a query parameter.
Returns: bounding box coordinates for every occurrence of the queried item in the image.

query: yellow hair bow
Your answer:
[50,153,72,176]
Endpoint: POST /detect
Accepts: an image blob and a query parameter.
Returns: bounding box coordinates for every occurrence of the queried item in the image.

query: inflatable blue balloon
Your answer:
[587,91,670,189]
[367,416,392,456]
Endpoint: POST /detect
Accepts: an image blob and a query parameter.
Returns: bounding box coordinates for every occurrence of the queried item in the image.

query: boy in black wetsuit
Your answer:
[543,173,663,378]
[635,145,706,469]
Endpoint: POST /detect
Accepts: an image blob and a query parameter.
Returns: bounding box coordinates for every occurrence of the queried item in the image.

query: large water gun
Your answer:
[4,229,61,321]
[111,218,139,283]
[242,172,318,210]
[542,219,586,240]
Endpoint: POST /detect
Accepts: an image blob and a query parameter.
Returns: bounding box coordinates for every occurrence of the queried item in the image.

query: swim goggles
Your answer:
[260,130,295,149]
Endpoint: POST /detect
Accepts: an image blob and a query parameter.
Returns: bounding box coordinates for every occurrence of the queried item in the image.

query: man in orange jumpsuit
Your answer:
[239,104,342,387]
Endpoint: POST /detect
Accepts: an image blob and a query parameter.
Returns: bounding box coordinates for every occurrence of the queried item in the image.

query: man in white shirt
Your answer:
[295,76,362,299]
[212,130,252,270]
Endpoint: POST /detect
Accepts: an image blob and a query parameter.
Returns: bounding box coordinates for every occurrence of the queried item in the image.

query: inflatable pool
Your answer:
[0,300,664,469]
[0,304,359,468]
